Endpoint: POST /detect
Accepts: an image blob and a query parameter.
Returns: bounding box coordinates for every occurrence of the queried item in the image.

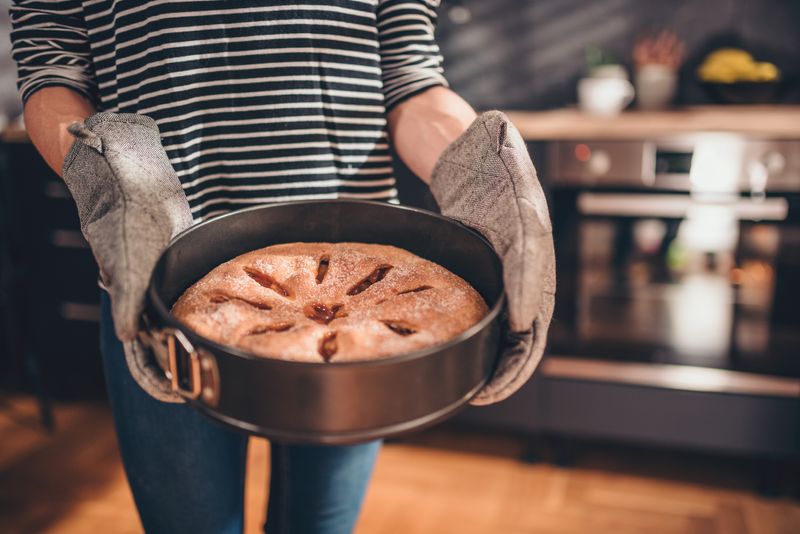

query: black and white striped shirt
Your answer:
[10,0,447,220]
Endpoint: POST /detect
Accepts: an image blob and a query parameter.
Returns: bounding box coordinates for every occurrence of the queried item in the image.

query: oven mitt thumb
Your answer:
[430,110,555,405]
[62,113,193,402]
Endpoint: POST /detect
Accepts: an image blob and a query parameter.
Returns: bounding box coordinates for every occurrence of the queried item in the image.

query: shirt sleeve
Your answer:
[9,0,96,104]
[377,0,448,111]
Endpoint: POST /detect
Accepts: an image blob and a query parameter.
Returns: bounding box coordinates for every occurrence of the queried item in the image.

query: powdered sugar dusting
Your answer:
[172,242,488,363]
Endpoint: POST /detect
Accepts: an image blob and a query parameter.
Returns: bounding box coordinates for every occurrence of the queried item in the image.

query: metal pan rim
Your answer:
[191,379,486,445]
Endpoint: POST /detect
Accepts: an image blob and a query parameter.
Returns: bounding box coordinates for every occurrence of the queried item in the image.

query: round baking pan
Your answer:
[144,200,505,444]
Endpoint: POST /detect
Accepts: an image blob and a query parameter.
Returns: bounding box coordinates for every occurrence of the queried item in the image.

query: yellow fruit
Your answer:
[705,48,753,65]
[698,63,737,83]
[698,48,780,83]
[755,62,779,81]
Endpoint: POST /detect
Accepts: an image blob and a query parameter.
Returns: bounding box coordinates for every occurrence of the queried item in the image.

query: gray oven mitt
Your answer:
[62,113,193,402]
[430,110,555,405]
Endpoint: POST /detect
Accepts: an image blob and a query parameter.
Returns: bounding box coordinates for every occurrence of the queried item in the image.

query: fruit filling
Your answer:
[318,331,338,361]
[243,267,291,297]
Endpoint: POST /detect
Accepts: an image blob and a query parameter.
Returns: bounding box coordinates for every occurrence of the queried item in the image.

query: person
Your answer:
[10,1,555,533]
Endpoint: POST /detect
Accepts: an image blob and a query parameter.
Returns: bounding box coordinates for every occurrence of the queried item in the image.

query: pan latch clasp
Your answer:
[140,318,219,406]
[166,328,203,400]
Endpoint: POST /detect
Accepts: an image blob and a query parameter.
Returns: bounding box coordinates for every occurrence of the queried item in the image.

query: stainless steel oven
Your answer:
[549,137,800,389]
[462,136,800,460]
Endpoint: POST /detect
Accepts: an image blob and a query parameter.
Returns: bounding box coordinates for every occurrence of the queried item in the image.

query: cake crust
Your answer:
[171,242,488,363]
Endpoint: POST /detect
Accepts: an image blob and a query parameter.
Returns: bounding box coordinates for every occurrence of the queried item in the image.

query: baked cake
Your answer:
[171,242,488,363]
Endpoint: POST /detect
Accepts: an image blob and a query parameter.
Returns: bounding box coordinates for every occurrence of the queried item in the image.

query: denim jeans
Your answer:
[99,292,380,534]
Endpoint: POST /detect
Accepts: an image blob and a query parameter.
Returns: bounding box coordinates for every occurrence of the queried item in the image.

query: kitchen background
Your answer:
[1,1,799,533]
[435,0,800,109]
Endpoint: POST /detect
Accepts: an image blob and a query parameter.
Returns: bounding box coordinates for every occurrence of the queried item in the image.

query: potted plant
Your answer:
[633,30,685,110]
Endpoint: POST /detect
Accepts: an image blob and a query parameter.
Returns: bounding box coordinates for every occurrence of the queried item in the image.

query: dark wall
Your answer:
[436,0,800,109]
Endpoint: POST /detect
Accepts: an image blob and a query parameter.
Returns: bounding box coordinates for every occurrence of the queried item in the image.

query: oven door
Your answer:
[459,139,799,456]
[549,186,800,394]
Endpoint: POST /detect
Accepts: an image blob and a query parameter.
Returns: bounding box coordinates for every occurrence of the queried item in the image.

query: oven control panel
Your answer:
[549,141,652,186]
[549,138,800,193]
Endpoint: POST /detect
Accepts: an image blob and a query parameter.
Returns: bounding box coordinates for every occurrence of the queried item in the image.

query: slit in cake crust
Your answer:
[316,254,330,284]
[243,266,292,297]
[347,264,393,296]
[381,320,417,336]
[246,322,294,335]
[376,285,434,304]
[208,292,272,310]
[397,285,433,296]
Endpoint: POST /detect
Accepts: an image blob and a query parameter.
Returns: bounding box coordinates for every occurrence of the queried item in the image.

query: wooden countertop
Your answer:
[505,105,800,140]
[3,105,800,143]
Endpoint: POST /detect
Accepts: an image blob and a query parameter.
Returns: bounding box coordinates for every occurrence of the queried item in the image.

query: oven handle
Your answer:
[577,193,789,221]
[542,356,800,398]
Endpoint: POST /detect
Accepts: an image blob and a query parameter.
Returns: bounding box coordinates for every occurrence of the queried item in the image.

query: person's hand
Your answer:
[63,113,193,401]
[430,111,555,405]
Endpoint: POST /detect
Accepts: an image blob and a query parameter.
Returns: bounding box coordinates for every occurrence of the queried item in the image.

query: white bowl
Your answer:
[578,77,635,117]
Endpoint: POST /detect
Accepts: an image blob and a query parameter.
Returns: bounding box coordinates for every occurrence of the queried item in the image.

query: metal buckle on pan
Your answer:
[139,314,220,406]
[166,329,203,400]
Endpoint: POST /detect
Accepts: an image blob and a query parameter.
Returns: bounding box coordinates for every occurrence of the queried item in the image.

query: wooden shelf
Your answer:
[0,123,29,143]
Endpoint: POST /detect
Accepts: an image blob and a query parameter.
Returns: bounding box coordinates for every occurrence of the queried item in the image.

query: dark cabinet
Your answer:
[0,139,104,398]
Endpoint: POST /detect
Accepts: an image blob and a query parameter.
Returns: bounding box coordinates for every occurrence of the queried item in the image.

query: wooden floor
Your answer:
[1,395,798,534]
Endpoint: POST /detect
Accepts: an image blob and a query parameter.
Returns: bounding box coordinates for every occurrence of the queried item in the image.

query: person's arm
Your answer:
[10,0,97,175]
[377,0,467,181]
[381,4,555,408]
[24,87,95,176]
[387,86,476,184]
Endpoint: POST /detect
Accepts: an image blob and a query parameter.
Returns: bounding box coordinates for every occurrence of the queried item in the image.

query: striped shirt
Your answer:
[10,0,447,221]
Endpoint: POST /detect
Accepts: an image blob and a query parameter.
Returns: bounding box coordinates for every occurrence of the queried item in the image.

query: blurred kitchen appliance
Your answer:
[548,137,799,380]
[465,135,800,459]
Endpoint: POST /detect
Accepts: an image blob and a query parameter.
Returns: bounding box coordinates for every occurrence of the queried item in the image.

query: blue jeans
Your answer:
[99,292,380,534]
